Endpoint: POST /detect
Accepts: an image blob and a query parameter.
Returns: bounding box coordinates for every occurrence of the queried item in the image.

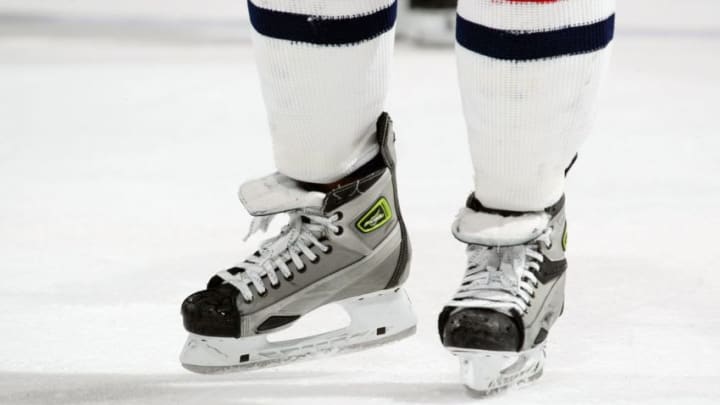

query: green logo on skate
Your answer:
[356,197,393,233]
[562,222,568,251]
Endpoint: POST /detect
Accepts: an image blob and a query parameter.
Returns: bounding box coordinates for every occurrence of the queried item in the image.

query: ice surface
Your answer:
[1,19,720,405]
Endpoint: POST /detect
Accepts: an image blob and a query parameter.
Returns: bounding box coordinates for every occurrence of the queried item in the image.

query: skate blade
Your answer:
[448,344,546,396]
[180,288,417,374]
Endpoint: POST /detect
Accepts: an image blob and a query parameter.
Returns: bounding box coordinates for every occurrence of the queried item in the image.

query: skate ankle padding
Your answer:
[238,173,325,216]
[452,208,550,246]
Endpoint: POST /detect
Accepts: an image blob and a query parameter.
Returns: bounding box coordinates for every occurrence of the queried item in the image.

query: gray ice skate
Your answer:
[180,113,415,373]
[397,0,457,47]
[439,195,567,395]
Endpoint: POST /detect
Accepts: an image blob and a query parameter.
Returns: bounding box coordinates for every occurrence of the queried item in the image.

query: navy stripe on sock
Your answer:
[248,1,397,45]
[456,14,615,61]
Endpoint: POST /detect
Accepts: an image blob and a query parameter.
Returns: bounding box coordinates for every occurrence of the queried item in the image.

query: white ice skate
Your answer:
[439,195,567,395]
[180,113,416,373]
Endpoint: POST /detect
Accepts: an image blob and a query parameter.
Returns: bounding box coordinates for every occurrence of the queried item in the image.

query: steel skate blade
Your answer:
[449,344,546,396]
[180,288,417,373]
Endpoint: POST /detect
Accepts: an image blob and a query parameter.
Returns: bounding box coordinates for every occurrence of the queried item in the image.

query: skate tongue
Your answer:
[238,173,325,216]
[452,208,550,246]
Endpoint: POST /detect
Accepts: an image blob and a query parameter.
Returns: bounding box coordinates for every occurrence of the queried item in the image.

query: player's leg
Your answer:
[251,0,397,184]
[439,0,615,394]
[180,0,415,373]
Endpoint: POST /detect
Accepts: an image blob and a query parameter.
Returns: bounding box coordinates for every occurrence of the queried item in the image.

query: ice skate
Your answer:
[180,113,415,373]
[438,195,567,395]
[397,0,457,47]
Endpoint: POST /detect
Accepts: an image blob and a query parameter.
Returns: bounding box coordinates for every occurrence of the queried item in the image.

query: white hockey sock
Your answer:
[456,0,616,211]
[249,0,396,184]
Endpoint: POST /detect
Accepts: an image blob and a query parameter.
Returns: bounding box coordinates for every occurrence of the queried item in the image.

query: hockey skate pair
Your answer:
[180,113,567,396]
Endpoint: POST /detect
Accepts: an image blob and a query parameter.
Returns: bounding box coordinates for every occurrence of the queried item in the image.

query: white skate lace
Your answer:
[451,229,553,315]
[216,211,341,302]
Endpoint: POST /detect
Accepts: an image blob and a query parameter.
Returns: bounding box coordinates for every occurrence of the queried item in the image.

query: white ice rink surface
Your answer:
[1,22,720,405]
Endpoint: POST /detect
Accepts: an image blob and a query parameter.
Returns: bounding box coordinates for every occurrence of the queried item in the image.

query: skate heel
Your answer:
[451,344,546,396]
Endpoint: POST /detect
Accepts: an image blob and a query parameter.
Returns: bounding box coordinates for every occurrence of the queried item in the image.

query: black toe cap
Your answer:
[439,307,522,352]
[181,285,241,338]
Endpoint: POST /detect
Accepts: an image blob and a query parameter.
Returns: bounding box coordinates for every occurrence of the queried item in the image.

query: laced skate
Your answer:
[439,195,568,395]
[180,113,415,373]
[228,212,342,303]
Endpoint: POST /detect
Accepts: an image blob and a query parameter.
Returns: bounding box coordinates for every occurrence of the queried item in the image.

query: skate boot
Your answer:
[397,0,457,47]
[180,113,415,373]
[438,195,567,395]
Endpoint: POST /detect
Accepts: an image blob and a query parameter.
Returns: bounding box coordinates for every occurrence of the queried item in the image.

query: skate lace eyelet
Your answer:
[309,255,320,264]
[296,265,306,273]
[333,226,344,236]
[271,282,280,289]
[334,212,344,221]
[285,273,295,281]
[323,246,333,254]
[258,289,268,297]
